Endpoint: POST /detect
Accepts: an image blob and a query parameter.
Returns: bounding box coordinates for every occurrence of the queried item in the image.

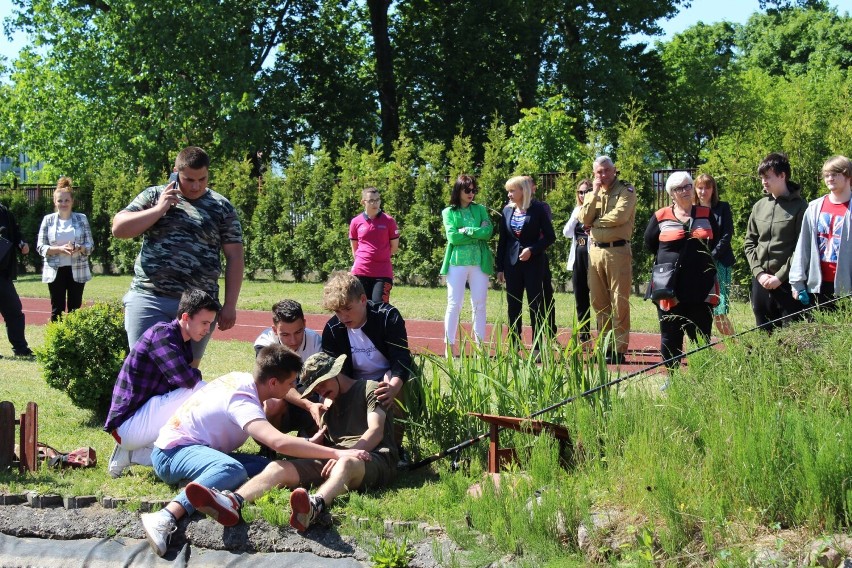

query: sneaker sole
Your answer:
[289,488,311,532]
[185,483,240,527]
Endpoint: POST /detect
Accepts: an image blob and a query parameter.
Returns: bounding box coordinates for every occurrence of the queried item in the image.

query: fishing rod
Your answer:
[408,291,852,470]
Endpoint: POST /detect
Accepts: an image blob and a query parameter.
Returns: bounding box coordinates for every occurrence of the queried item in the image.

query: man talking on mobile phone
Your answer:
[112,146,244,365]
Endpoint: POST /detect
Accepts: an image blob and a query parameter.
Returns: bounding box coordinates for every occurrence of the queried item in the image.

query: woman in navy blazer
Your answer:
[496,176,556,350]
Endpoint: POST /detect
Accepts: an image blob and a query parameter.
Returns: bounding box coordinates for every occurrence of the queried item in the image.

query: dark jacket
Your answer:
[710,201,736,268]
[0,204,22,279]
[743,182,807,283]
[644,205,720,304]
[322,301,413,383]
[495,200,555,272]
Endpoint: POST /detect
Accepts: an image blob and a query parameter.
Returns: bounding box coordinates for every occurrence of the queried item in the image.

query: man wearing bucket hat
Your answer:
[139,346,371,556]
[185,352,397,533]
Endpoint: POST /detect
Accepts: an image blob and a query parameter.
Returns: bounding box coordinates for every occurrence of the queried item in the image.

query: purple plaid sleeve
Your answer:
[104,320,201,432]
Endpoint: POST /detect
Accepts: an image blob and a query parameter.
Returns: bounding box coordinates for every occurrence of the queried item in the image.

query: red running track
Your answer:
[17,297,666,371]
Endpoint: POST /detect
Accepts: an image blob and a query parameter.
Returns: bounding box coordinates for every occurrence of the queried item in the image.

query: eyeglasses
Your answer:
[463,188,478,195]
[672,184,693,193]
[365,198,381,204]
[578,189,592,195]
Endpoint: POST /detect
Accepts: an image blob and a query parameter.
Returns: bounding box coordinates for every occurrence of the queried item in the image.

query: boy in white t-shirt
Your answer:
[140,344,371,558]
[319,271,413,465]
[253,299,324,440]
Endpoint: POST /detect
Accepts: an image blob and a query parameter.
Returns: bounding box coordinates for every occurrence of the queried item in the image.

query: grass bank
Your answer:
[3,295,848,565]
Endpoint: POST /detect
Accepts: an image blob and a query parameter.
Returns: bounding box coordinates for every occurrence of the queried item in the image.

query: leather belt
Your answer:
[576,237,587,247]
[593,239,629,248]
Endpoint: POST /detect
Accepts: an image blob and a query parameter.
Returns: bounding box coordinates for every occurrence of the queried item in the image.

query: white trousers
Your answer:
[115,381,206,450]
[444,264,490,345]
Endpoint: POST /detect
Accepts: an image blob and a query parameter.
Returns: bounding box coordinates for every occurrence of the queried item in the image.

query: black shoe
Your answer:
[13,348,34,358]
[396,446,411,469]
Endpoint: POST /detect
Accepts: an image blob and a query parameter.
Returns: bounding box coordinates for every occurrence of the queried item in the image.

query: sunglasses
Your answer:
[463,188,478,195]
[578,189,592,195]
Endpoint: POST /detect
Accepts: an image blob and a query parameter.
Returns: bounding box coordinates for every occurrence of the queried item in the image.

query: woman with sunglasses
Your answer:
[644,171,719,371]
[497,175,555,353]
[562,179,593,342]
[440,175,494,356]
[36,176,94,321]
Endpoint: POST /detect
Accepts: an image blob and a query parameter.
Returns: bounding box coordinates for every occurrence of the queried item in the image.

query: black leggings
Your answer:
[48,265,86,321]
[658,301,712,369]
[356,275,393,304]
[571,245,591,334]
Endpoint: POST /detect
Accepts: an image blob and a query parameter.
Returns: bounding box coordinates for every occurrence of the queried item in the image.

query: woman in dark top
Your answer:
[694,173,735,335]
[496,175,556,351]
[562,179,593,342]
[645,171,719,370]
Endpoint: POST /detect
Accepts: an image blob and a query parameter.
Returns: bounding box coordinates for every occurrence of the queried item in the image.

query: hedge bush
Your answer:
[36,302,129,420]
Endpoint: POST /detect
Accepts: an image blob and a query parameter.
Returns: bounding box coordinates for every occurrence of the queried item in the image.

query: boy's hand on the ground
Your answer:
[217,304,237,330]
[376,377,402,408]
[321,458,337,477]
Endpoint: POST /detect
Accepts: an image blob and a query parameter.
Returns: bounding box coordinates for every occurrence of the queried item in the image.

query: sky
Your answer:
[0,0,849,63]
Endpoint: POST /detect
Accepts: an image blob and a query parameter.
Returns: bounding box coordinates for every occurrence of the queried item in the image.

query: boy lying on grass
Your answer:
[140,345,370,557]
[185,352,397,532]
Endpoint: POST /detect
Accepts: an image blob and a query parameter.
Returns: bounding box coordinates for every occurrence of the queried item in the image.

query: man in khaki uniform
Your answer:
[579,156,637,364]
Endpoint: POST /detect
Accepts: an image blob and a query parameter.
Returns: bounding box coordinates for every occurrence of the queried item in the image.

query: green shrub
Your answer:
[36,302,129,420]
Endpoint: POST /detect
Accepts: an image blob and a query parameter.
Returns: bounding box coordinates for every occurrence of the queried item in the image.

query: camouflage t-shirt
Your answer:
[125,186,243,298]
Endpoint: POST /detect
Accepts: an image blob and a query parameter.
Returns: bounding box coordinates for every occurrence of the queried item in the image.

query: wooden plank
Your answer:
[0,402,14,469]
[20,402,38,473]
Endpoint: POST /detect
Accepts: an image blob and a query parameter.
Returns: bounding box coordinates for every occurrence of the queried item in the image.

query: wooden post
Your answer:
[21,402,38,473]
[0,401,14,469]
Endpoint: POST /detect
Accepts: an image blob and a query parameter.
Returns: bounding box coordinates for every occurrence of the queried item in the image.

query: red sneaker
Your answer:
[185,482,241,527]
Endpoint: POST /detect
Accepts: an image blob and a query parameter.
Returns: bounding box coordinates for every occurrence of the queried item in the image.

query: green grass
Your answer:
[3,288,849,565]
[11,271,757,333]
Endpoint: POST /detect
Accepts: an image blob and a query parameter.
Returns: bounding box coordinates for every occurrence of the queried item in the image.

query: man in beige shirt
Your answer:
[579,156,637,364]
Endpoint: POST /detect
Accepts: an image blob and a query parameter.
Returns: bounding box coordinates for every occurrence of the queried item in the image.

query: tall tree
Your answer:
[4,0,307,176]
[646,22,742,167]
[366,0,399,152]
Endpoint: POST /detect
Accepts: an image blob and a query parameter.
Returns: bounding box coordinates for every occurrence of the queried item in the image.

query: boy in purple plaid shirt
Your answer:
[104,289,220,477]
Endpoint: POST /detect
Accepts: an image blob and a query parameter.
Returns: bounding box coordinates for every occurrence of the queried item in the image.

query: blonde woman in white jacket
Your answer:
[37,177,94,321]
[562,179,593,342]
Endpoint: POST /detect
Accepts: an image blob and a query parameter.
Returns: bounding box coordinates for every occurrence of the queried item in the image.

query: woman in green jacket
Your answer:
[440,175,494,356]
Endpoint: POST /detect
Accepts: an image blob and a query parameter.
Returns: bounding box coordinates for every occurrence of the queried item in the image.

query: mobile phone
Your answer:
[168,172,179,187]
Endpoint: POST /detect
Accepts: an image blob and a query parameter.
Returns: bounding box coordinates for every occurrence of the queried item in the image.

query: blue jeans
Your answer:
[123,289,214,360]
[151,445,269,515]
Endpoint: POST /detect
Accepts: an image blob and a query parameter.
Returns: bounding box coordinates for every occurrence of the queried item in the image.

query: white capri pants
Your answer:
[444,264,490,345]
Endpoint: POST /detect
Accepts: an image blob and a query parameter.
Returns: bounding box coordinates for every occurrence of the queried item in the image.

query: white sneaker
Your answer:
[107,444,131,478]
[140,511,176,557]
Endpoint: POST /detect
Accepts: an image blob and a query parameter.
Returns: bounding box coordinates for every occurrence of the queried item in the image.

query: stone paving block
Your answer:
[0,494,27,506]
[138,500,170,512]
[63,496,97,509]
[27,493,63,508]
[100,496,128,509]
